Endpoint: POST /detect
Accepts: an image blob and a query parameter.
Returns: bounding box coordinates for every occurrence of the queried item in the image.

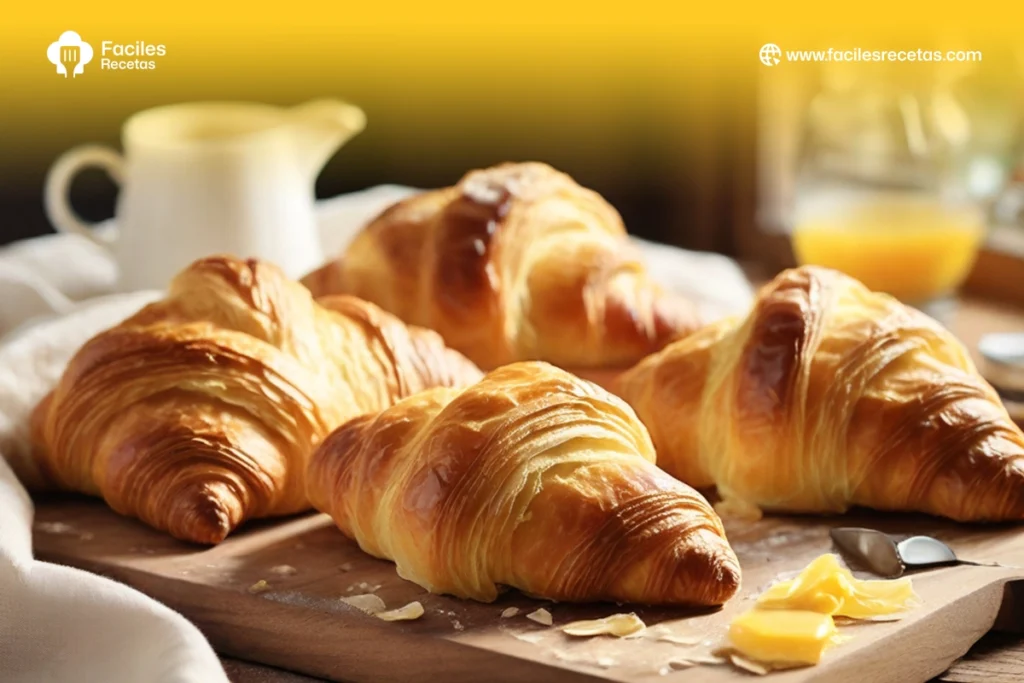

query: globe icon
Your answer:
[759,43,782,67]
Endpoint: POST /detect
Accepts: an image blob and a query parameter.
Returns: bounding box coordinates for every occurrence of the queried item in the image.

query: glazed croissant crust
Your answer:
[31,256,482,544]
[302,162,701,370]
[618,266,1024,522]
[308,361,740,606]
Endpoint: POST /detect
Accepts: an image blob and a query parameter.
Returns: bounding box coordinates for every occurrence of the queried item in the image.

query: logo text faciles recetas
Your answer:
[48,30,167,78]
[101,41,167,71]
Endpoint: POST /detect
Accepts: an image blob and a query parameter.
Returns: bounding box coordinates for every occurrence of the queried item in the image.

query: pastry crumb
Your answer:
[561,613,645,638]
[656,633,701,645]
[715,648,808,674]
[341,594,386,615]
[552,651,616,668]
[376,601,424,621]
[664,659,696,672]
[730,654,770,676]
[248,580,270,594]
[269,564,297,576]
[345,582,381,593]
[647,623,702,646]
[339,562,355,572]
[452,619,464,631]
[526,608,553,626]
[509,630,544,644]
[500,607,520,619]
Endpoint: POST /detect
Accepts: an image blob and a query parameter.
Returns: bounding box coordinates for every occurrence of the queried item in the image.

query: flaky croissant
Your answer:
[308,361,740,606]
[302,162,701,370]
[31,256,481,544]
[618,265,1024,522]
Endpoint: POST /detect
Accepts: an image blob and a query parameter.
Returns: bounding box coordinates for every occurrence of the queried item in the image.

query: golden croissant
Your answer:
[302,162,701,370]
[31,256,482,544]
[617,265,1024,522]
[308,361,740,606]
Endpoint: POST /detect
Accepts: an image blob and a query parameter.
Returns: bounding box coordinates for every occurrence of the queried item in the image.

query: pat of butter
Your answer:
[729,609,839,665]
[757,554,917,619]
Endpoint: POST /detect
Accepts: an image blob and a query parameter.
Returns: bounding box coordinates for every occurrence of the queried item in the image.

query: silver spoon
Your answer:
[830,527,1004,578]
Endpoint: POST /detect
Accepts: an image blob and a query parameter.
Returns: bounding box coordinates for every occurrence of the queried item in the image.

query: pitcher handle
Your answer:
[44,145,124,246]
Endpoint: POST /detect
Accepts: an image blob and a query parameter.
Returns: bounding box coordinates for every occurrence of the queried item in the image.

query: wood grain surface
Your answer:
[939,633,1024,683]
[32,496,1024,683]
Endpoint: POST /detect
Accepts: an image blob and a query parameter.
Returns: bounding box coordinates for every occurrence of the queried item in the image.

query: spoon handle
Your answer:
[958,559,1016,570]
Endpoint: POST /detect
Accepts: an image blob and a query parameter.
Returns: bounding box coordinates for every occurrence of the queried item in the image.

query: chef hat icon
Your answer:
[47,31,95,77]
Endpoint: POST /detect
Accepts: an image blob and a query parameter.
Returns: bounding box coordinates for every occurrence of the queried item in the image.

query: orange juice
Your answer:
[793,197,985,303]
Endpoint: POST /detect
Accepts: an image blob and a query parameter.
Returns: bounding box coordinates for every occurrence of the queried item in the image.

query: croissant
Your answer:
[617,265,1024,522]
[302,162,701,370]
[31,256,482,544]
[308,361,740,606]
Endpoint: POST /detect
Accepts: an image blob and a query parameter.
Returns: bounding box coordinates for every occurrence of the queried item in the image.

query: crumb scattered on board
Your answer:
[561,613,646,638]
[509,631,545,644]
[689,655,728,666]
[346,582,381,593]
[660,660,696,674]
[709,645,807,675]
[730,654,771,676]
[552,651,616,668]
[269,565,297,576]
[497,609,734,676]
[377,601,424,622]
[341,594,386,615]
[653,633,702,645]
[526,608,553,626]
[500,607,519,619]
[35,522,92,540]
[644,623,702,646]
[248,580,270,594]
[339,595,425,622]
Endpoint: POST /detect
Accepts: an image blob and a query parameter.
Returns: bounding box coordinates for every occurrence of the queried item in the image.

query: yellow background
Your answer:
[4,0,1017,149]
[1,1,1020,245]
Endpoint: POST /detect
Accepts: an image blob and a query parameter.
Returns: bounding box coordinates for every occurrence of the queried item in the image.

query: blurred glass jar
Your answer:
[792,60,1019,316]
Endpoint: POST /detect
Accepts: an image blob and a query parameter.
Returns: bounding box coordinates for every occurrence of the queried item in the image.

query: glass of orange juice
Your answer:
[793,188,986,317]
[785,62,1009,320]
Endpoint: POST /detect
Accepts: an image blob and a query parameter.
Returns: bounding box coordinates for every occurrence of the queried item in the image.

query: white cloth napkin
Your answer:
[0,186,753,682]
[0,291,228,683]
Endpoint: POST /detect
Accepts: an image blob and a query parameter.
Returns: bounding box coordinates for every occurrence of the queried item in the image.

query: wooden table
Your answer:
[136,298,1024,682]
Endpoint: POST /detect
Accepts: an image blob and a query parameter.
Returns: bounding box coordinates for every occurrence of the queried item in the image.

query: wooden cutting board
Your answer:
[31,495,1024,683]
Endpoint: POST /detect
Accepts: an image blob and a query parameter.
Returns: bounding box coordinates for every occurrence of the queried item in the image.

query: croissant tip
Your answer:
[671,530,742,606]
[189,512,233,545]
[167,482,242,545]
[714,555,743,602]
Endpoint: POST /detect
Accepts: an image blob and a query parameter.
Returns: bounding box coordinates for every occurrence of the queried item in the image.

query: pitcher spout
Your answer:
[289,99,366,180]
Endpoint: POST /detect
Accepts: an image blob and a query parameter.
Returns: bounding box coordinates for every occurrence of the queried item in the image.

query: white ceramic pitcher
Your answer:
[45,99,366,290]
